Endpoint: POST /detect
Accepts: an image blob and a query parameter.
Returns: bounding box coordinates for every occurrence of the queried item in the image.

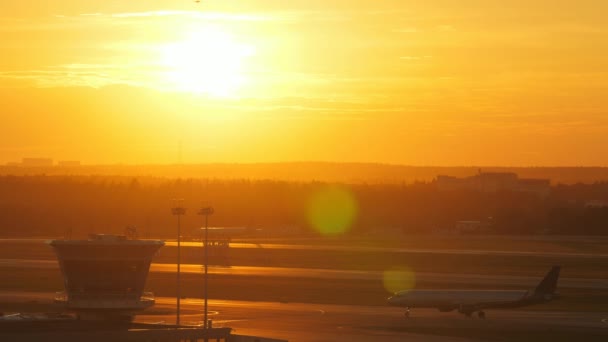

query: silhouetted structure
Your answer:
[21,158,54,167]
[48,234,164,320]
[436,171,550,197]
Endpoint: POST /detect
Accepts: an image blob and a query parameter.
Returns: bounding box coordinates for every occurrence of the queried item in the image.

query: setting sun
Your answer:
[159,26,254,97]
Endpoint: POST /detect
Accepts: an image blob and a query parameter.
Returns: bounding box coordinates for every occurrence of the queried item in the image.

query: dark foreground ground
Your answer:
[2,292,607,342]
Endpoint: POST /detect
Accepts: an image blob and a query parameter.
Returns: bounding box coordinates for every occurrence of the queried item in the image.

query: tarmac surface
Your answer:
[2,258,607,289]
[146,297,608,340]
[2,238,608,340]
[169,241,608,258]
[1,291,607,342]
[2,238,608,258]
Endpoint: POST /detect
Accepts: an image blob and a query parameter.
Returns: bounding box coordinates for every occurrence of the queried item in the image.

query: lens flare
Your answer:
[307,186,357,236]
[383,267,416,294]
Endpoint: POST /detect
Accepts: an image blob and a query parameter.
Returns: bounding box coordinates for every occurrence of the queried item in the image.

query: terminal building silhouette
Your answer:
[436,171,550,197]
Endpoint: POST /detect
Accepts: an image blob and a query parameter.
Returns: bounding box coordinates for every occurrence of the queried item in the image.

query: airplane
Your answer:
[387,266,560,319]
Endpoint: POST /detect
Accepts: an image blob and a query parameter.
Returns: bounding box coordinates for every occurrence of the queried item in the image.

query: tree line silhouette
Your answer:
[0,175,607,237]
[4,164,608,184]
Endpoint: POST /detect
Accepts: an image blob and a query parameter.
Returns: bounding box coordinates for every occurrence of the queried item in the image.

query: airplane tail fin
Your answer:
[534,266,560,295]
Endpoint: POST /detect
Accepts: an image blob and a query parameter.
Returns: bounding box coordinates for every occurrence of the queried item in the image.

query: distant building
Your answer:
[21,158,53,167]
[436,170,550,197]
[58,160,81,167]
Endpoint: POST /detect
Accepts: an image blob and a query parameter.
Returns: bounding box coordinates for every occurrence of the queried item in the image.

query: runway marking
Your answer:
[602,317,608,324]
[181,319,250,329]
[209,319,249,324]
[174,312,219,317]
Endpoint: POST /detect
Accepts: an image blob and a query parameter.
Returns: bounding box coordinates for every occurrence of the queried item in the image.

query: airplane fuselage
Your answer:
[388,289,531,312]
[387,266,560,317]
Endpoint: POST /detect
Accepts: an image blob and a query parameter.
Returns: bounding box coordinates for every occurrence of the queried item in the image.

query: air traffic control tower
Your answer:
[48,234,164,320]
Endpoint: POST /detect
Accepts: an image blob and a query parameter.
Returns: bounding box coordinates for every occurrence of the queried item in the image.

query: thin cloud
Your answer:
[399,56,433,61]
[99,10,270,22]
[436,25,456,32]
[393,28,419,33]
[0,65,157,89]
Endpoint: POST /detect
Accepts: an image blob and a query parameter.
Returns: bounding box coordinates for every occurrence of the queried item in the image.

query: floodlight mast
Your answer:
[198,206,214,334]
[171,199,187,326]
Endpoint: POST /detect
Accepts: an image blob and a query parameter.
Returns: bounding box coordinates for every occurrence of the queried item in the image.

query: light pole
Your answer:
[171,199,186,327]
[198,206,214,333]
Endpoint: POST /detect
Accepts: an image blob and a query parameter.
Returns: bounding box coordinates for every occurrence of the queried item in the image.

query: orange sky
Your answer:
[1,1,607,165]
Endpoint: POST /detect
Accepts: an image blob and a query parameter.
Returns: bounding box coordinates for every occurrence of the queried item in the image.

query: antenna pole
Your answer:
[171,200,186,326]
[198,206,214,336]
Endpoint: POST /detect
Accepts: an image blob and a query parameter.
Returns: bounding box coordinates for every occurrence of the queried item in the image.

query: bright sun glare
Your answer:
[160,26,254,97]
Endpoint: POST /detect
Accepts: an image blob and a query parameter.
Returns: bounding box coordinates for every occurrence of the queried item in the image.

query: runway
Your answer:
[1,291,607,342]
[143,298,479,342]
[2,258,606,290]
[165,241,608,259]
[1,239,607,259]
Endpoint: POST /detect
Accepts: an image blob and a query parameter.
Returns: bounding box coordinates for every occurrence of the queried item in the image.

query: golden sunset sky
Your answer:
[1,1,607,165]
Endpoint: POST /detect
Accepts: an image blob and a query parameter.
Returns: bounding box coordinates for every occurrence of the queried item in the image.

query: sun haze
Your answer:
[160,25,254,97]
[1,1,607,165]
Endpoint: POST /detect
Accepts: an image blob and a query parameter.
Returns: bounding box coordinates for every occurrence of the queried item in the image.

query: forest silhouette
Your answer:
[1,175,607,237]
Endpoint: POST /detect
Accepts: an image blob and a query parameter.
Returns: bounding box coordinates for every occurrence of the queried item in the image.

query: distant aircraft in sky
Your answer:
[388,266,561,319]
